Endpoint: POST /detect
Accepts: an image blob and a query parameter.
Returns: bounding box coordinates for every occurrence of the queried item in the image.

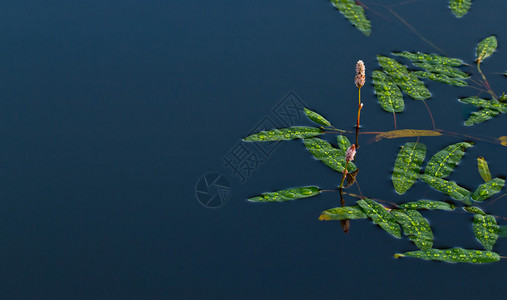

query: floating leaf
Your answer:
[373,129,441,142]
[336,135,351,152]
[319,205,367,220]
[472,178,505,202]
[304,108,331,127]
[248,186,320,202]
[377,56,431,100]
[449,0,471,18]
[419,174,470,200]
[476,36,497,63]
[477,157,492,182]
[394,248,500,264]
[463,206,486,215]
[399,200,455,211]
[473,214,499,251]
[243,127,322,142]
[460,97,507,113]
[413,62,469,79]
[357,199,401,238]
[391,209,433,250]
[424,142,473,178]
[372,70,404,113]
[392,51,463,67]
[304,138,356,173]
[330,0,371,36]
[499,136,507,147]
[414,71,468,87]
[392,142,426,195]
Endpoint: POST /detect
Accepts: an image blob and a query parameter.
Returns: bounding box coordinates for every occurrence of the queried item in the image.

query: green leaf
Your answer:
[463,206,486,215]
[336,135,351,152]
[476,36,497,63]
[473,214,499,251]
[419,174,471,200]
[477,157,492,182]
[243,127,322,142]
[392,51,463,67]
[472,178,505,202]
[394,248,500,264]
[464,108,502,126]
[459,97,507,113]
[424,142,473,178]
[498,226,507,238]
[248,186,320,202]
[392,142,426,195]
[304,108,331,127]
[398,200,455,211]
[319,205,367,220]
[304,138,356,173]
[330,0,371,36]
[372,70,405,113]
[391,209,433,250]
[377,56,431,100]
[449,0,471,18]
[413,71,468,87]
[357,199,401,238]
[413,62,469,79]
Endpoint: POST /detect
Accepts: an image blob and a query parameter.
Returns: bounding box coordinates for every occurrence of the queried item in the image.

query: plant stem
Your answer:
[477,62,498,99]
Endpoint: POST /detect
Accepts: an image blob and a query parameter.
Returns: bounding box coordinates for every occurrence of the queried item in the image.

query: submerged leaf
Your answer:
[336,135,351,152]
[414,71,468,87]
[449,0,472,18]
[394,248,500,264]
[392,142,426,195]
[473,214,499,251]
[248,186,320,202]
[399,200,455,211]
[331,0,371,36]
[498,226,507,238]
[419,174,470,200]
[319,205,367,220]
[243,127,322,142]
[476,36,497,63]
[424,142,473,178]
[477,157,492,182]
[472,178,505,202]
[374,129,441,142]
[357,199,401,238]
[391,209,433,250]
[304,108,331,127]
[304,138,356,173]
[392,51,463,67]
[372,70,405,112]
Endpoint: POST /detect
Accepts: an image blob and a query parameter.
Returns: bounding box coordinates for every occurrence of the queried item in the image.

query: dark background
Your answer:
[0,0,505,298]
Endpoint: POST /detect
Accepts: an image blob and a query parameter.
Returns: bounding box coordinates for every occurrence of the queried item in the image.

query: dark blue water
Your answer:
[0,0,506,298]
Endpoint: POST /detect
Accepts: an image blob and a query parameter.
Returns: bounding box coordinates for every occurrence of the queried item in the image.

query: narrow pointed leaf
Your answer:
[392,51,463,67]
[449,0,471,18]
[336,135,351,152]
[243,127,322,142]
[414,71,467,86]
[391,209,433,250]
[304,138,356,172]
[463,206,486,215]
[330,0,371,36]
[464,108,501,126]
[477,157,492,182]
[372,70,404,112]
[392,142,426,194]
[304,108,331,127]
[248,186,320,202]
[374,129,441,142]
[459,97,507,113]
[319,205,367,220]
[357,199,401,238]
[399,200,455,211]
[419,174,470,200]
[394,248,500,264]
[473,214,499,251]
[424,142,473,178]
[476,36,497,63]
[413,62,469,79]
[472,178,505,202]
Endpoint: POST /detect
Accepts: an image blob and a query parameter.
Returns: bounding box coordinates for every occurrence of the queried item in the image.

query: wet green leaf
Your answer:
[424,142,473,178]
[392,142,426,195]
[414,71,468,87]
[357,199,401,238]
[336,135,351,152]
[392,51,463,67]
[391,209,433,250]
[449,0,471,18]
[463,206,486,215]
[304,138,356,173]
[472,178,505,202]
[473,214,499,251]
[372,70,404,113]
[398,200,455,211]
[413,62,469,79]
[304,108,331,127]
[248,186,320,202]
[243,127,322,142]
[477,157,492,182]
[394,248,500,264]
[476,36,497,63]
[419,174,470,200]
[319,205,367,220]
[377,56,431,100]
[331,0,371,36]
[460,97,507,113]
[498,226,507,238]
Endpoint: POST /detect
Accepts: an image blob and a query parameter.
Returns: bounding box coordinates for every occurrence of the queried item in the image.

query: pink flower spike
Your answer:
[345,144,356,163]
